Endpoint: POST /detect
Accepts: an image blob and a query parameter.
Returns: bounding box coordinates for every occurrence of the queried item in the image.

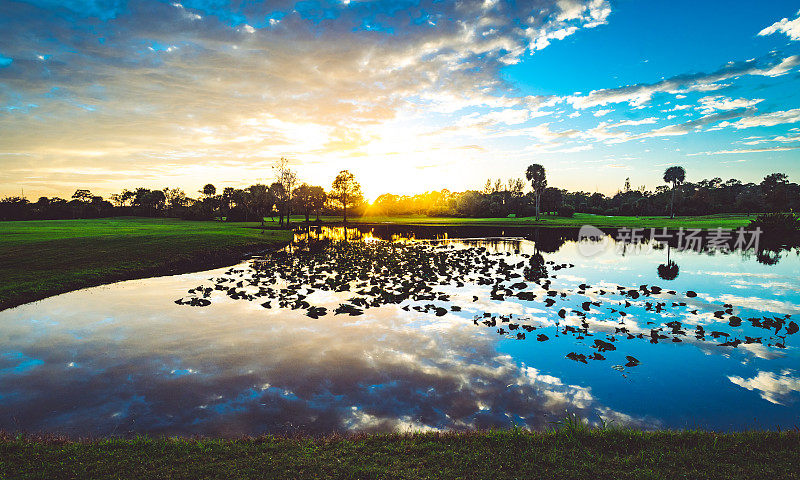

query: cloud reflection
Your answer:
[728,369,800,405]
[0,268,639,436]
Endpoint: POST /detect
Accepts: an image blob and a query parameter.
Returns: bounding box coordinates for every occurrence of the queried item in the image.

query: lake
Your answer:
[1,225,798,436]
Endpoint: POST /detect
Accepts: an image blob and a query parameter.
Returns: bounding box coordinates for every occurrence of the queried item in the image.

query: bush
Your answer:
[558,205,575,218]
[226,206,248,222]
[748,212,800,234]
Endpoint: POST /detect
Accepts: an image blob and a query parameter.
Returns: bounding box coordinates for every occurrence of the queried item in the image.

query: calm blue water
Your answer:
[0,227,797,435]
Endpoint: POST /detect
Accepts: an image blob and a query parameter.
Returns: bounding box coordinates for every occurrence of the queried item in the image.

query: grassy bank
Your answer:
[319,213,755,229]
[0,217,293,311]
[1,429,798,479]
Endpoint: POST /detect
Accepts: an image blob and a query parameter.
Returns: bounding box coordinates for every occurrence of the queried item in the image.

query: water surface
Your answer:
[0,226,798,435]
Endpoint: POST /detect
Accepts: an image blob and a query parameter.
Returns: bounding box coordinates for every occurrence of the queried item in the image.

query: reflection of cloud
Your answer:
[728,369,800,405]
[699,294,800,316]
[0,263,639,436]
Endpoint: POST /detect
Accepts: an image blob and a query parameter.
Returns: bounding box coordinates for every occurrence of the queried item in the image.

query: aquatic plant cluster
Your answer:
[176,240,797,366]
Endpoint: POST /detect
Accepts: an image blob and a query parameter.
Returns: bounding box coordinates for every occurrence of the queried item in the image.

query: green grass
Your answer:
[318,213,755,229]
[1,429,798,480]
[0,217,293,311]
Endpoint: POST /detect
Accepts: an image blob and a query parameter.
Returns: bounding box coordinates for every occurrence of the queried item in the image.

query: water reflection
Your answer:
[0,225,798,435]
[657,245,680,281]
[0,275,638,435]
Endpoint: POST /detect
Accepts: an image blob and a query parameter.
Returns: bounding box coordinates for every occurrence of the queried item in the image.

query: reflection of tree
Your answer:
[657,262,679,280]
[756,248,781,266]
[524,252,548,282]
[530,228,569,253]
[657,245,680,280]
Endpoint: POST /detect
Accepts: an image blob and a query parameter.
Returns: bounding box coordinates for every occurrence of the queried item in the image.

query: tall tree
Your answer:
[293,184,327,223]
[525,164,547,220]
[268,182,286,225]
[663,166,686,219]
[245,184,272,227]
[163,187,187,215]
[200,184,218,219]
[330,170,362,224]
[201,184,216,197]
[292,184,314,223]
[761,172,789,212]
[221,187,235,219]
[308,186,327,221]
[71,189,93,202]
[273,157,297,227]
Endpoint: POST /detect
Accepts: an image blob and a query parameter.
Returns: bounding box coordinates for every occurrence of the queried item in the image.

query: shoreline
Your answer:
[0,218,294,312]
[0,215,792,311]
[0,240,293,312]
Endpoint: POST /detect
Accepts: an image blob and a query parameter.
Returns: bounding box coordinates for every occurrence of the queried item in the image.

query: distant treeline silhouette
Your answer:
[0,169,796,221]
[0,159,364,224]
[370,171,797,218]
[0,183,333,223]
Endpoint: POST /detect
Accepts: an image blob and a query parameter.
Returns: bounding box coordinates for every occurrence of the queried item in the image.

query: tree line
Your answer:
[1,162,796,222]
[0,158,365,225]
[369,167,797,218]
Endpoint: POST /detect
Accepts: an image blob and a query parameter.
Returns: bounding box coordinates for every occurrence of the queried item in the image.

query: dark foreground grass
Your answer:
[1,429,798,480]
[0,217,293,311]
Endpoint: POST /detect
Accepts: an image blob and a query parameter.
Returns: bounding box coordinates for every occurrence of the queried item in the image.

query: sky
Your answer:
[1,0,799,201]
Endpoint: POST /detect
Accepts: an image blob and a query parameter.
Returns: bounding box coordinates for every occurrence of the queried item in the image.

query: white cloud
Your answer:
[729,108,800,129]
[567,55,799,109]
[742,133,800,145]
[697,96,763,114]
[687,146,800,156]
[758,10,800,41]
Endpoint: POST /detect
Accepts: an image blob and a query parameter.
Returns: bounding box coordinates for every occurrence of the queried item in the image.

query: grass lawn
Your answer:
[0,217,293,311]
[1,429,798,480]
[316,213,756,230]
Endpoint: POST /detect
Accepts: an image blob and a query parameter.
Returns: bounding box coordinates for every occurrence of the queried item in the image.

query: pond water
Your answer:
[1,225,798,436]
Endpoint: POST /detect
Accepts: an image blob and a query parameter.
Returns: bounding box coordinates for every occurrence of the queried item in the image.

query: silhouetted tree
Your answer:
[330,170,363,224]
[761,173,789,212]
[243,184,272,226]
[541,187,563,215]
[273,157,297,228]
[202,184,216,197]
[293,184,327,223]
[200,184,218,219]
[526,164,547,220]
[268,182,286,225]
[663,166,686,219]
[163,187,188,216]
[71,189,93,202]
[221,187,235,219]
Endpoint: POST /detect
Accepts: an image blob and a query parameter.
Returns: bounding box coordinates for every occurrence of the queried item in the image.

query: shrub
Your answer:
[748,212,800,234]
[558,205,575,218]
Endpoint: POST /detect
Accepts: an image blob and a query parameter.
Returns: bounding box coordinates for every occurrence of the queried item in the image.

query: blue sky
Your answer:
[0,0,799,199]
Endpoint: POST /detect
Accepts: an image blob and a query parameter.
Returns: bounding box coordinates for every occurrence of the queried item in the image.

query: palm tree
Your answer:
[663,166,685,219]
[525,164,547,220]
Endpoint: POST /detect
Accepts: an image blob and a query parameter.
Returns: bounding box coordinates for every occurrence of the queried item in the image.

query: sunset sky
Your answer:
[1,0,799,201]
